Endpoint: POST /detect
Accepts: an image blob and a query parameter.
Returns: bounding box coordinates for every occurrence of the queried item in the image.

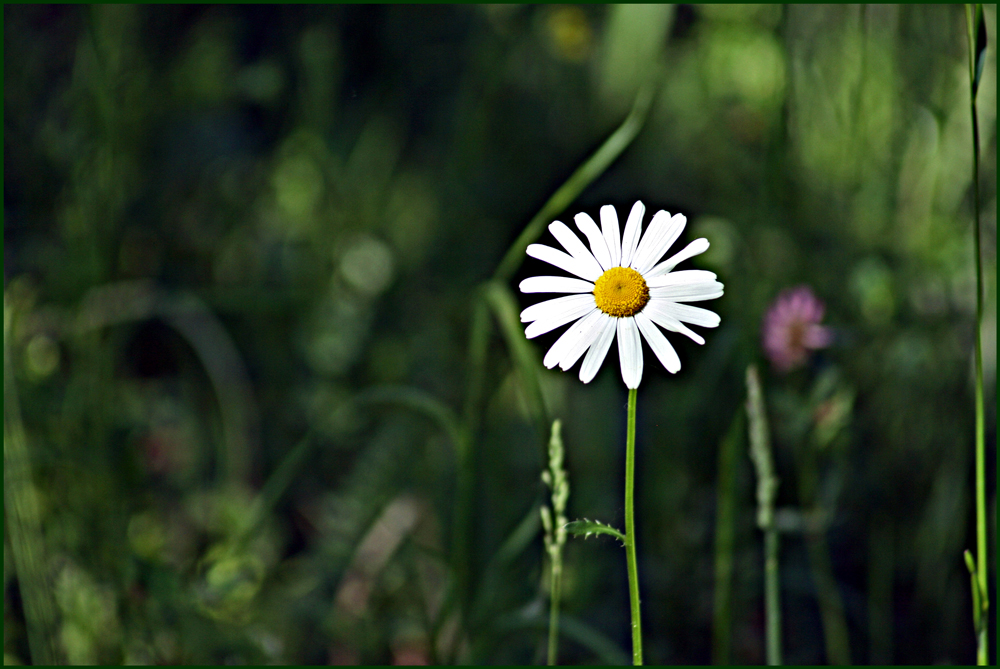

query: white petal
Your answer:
[644,301,706,344]
[524,303,596,338]
[646,269,717,288]
[649,281,725,302]
[548,221,603,277]
[647,238,710,277]
[620,201,645,268]
[579,314,617,383]
[519,276,595,294]
[634,311,681,374]
[574,212,613,270]
[632,212,685,274]
[617,316,643,389]
[600,205,622,267]
[527,243,602,281]
[558,310,608,371]
[647,270,724,302]
[658,301,721,328]
[521,293,594,325]
[543,308,602,369]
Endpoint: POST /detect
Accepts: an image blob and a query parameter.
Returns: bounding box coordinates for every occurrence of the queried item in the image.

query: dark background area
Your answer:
[4,5,996,664]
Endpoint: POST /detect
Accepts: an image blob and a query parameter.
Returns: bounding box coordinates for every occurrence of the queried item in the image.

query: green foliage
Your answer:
[3,5,996,665]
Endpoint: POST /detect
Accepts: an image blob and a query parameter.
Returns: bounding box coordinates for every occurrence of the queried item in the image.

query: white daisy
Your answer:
[519,201,724,389]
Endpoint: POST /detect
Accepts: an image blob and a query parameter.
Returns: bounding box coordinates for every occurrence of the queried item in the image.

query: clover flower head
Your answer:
[761,285,833,372]
[519,201,724,389]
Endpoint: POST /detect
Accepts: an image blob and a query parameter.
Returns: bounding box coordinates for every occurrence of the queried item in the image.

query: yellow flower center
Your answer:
[593,266,649,317]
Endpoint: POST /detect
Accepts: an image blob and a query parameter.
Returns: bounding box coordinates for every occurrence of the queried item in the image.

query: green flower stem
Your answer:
[965,5,990,665]
[625,387,644,665]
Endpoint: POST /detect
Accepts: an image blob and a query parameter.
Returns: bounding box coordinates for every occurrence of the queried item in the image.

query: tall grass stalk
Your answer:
[541,420,569,666]
[746,366,781,666]
[964,4,990,665]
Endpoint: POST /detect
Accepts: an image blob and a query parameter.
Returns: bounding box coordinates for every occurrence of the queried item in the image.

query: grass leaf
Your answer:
[483,281,550,439]
[974,4,987,97]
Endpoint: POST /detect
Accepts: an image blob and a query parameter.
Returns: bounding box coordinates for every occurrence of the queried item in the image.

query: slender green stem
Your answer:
[548,554,563,666]
[763,529,782,666]
[624,387,644,665]
[965,5,989,665]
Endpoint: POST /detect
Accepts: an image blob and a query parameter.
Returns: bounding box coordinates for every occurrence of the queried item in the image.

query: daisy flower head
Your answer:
[519,201,724,389]
[761,285,833,373]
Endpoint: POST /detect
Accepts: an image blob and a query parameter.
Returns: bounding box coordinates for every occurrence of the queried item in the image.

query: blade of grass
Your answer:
[446,292,494,660]
[492,75,661,284]
[964,4,990,665]
[235,431,316,548]
[489,610,631,665]
[483,281,550,440]
[713,409,745,665]
[3,299,60,666]
[792,399,851,665]
[353,385,467,456]
[867,514,894,663]
[352,384,473,630]
[558,614,631,666]
[463,293,492,438]
[470,499,544,628]
[75,280,259,486]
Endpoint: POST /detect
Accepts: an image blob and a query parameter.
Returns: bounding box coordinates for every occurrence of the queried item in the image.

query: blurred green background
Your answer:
[4,4,996,665]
